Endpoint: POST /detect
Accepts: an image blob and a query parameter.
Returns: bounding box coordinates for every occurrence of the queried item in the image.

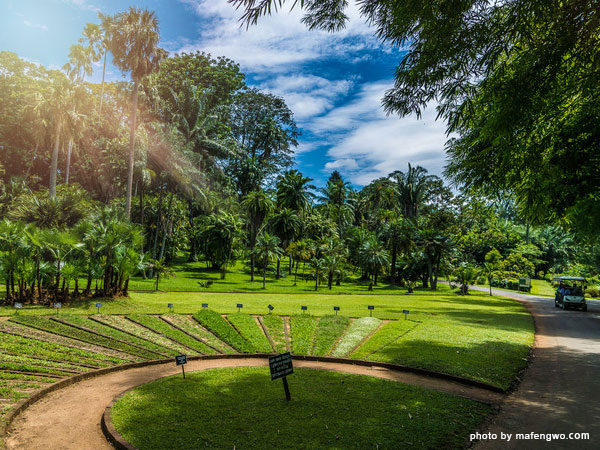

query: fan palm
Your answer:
[254,232,283,289]
[110,7,167,219]
[241,190,274,281]
[269,207,301,278]
[276,169,315,212]
[380,217,414,285]
[359,238,390,288]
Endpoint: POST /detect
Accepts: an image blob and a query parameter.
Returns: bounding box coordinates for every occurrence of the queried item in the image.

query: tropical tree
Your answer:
[109,7,167,219]
[254,232,283,289]
[380,216,413,285]
[199,211,244,279]
[358,238,390,289]
[241,190,274,281]
[389,164,439,221]
[276,169,314,212]
[269,207,301,278]
[150,258,175,291]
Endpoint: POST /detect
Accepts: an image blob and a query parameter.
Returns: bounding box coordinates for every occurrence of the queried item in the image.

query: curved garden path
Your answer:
[468,286,600,449]
[4,357,501,450]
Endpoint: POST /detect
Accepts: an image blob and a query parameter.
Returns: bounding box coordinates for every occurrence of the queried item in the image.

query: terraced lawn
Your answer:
[260,315,288,353]
[226,313,273,353]
[330,317,382,357]
[311,315,351,356]
[193,310,255,353]
[289,315,318,355]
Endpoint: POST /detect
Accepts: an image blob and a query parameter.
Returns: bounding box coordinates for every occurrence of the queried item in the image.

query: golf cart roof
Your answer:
[553,276,586,282]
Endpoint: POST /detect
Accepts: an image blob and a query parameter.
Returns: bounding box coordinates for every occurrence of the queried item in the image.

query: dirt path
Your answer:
[5,357,501,450]
[466,285,600,449]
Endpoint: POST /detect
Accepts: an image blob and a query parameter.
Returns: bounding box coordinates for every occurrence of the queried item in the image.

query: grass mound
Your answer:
[111,367,491,450]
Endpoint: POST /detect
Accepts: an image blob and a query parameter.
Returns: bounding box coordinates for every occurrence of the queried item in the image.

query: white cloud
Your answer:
[177,0,378,72]
[63,0,100,13]
[312,81,450,185]
[23,20,48,32]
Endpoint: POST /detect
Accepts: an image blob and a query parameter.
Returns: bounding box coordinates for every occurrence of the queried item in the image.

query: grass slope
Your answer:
[193,310,254,353]
[330,317,382,357]
[261,315,288,353]
[311,315,351,356]
[160,315,233,354]
[111,367,491,450]
[226,314,273,353]
[127,315,216,355]
[289,315,318,355]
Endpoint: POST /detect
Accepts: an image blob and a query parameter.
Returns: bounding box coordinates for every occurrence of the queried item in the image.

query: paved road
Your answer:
[471,286,600,449]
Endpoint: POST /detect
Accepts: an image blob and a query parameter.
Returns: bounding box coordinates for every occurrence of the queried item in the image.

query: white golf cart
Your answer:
[553,276,587,311]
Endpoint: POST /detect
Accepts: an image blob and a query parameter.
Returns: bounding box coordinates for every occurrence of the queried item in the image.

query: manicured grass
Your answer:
[0,360,74,376]
[9,315,159,360]
[0,353,90,373]
[226,313,273,353]
[111,367,491,450]
[289,315,318,355]
[127,258,412,295]
[311,315,351,356]
[193,310,255,353]
[351,320,416,360]
[161,315,233,354]
[261,315,288,353]
[0,372,57,383]
[127,315,216,355]
[55,315,170,359]
[94,316,194,356]
[0,331,123,368]
[330,317,382,357]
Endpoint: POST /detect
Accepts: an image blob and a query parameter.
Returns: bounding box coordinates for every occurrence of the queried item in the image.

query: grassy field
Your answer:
[127,258,417,294]
[111,367,492,450]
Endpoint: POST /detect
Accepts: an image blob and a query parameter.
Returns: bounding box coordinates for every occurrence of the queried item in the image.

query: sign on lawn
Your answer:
[237,303,243,312]
[268,304,274,311]
[54,302,62,308]
[175,354,187,379]
[269,352,294,381]
[95,303,103,313]
[14,302,22,309]
[403,310,410,320]
[202,303,208,308]
[301,306,307,311]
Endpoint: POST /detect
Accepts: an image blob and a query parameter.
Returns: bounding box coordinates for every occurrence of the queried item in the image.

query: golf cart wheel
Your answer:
[562,302,567,310]
[582,304,588,312]
[555,301,559,308]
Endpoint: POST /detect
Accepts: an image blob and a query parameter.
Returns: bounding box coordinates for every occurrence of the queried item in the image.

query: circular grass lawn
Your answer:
[111,367,491,449]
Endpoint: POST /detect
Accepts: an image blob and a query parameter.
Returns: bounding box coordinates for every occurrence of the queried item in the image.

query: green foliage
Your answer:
[351,320,415,360]
[193,309,254,352]
[260,315,287,353]
[500,254,535,278]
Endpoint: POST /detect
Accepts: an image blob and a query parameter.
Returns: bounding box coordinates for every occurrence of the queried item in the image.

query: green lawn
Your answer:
[127,258,418,294]
[111,367,491,450]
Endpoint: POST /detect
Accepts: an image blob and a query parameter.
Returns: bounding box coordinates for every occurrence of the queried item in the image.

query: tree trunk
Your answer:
[49,120,62,198]
[150,182,165,277]
[250,252,256,282]
[315,271,318,291]
[125,80,139,220]
[262,256,267,289]
[390,245,397,285]
[328,272,333,290]
[276,257,281,279]
[65,139,73,184]
[99,49,107,114]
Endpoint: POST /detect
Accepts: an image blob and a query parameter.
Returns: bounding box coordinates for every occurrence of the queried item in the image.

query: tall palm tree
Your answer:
[110,7,167,220]
[97,14,115,114]
[276,169,315,212]
[241,190,274,281]
[254,232,283,289]
[359,238,390,288]
[269,207,301,278]
[389,164,438,220]
[380,217,414,285]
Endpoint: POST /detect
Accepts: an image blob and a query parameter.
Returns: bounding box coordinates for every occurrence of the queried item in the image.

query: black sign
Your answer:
[333,306,340,311]
[175,355,187,366]
[96,303,102,308]
[268,304,274,311]
[403,310,410,315]
[368,305,374,310]
[202,303,208,308]
[301,306,307,311]
[269,352,294,380]
[168,303,174,309]
[237,303,243,309]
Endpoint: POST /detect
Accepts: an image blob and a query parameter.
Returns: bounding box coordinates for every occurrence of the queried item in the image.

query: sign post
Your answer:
[333,306,340,315]
[403,310,410,320]
[14,302,22,314]
[269,352,294,401]
[96,303,102,314]
[267,304,274,314]
[368,305,374,317]
[175,354,187,379]
[168,303,174,313]
[54,302,62,315]
[301,306,307,313]
[202,303,208,309]
[237,303,243,312]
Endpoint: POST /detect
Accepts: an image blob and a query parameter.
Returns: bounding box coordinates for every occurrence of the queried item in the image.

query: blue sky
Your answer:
[1,0,449,187]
